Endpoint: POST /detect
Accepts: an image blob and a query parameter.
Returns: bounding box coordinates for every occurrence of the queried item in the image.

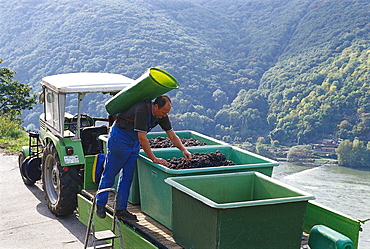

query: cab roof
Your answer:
[41,72,134,94]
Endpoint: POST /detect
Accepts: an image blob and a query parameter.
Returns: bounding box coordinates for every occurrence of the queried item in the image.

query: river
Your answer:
[272,162,370,248]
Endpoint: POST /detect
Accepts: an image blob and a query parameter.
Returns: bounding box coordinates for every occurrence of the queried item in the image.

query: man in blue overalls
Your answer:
[96,96,192,220]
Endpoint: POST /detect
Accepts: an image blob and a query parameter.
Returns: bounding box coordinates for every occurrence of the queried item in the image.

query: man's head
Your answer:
[152,96,172,118]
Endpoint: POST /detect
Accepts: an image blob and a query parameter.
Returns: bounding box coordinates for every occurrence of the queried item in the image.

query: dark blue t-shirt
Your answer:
[116,101,172,133]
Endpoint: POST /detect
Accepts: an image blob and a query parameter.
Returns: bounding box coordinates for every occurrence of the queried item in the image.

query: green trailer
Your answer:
[78,164,361,249]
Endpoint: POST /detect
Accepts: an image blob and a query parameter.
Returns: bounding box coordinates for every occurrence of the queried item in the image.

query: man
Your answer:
[96,96,191,220]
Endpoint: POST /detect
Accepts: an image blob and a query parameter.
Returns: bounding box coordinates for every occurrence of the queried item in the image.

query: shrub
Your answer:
[0,115,28,152]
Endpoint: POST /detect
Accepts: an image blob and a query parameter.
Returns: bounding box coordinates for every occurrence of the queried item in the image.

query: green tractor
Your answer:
[18,72,133,216]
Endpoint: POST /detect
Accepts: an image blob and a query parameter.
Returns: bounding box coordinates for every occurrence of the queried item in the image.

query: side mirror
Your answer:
[39,91,45,104]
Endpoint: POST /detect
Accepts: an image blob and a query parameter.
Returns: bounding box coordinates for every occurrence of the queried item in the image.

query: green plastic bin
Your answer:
[98,130,223,205]
[137,145,279,228]
[165,172,315,249]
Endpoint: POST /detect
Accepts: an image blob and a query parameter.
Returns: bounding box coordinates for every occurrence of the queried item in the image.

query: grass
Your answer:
[0,115,29,153]
[314,158,338,165]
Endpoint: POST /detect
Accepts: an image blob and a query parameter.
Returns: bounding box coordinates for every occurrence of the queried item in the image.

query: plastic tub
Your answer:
[165,172,315,249]
[98,130,226,205]
[137,145,279,228]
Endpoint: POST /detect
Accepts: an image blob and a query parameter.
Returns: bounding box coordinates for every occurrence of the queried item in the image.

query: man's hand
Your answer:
[182,149,192,161]
[138,131,167,166]
[152,157,168,166]
[167,130,192,161]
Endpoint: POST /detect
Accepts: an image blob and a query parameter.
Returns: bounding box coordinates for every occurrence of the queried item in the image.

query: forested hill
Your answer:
[1,0,369,146]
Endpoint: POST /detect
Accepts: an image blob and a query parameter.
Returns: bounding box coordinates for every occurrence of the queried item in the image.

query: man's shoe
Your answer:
[116,210,138,221]
[96,205,106,219]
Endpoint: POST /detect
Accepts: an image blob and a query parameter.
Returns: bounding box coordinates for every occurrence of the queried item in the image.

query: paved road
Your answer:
[0,152,85,249]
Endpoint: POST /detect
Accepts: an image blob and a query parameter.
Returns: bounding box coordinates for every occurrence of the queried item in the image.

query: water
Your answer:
[272,162,370,248]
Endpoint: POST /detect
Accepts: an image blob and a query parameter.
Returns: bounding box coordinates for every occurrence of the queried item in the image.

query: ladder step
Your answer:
[96,244,113,249]
[87,244,114,249]
[94,230,120,241]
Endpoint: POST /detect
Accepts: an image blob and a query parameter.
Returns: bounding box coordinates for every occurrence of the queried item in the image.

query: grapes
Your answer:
[148,137,235,169]
[149,137,207,148]
[166,150,235,170]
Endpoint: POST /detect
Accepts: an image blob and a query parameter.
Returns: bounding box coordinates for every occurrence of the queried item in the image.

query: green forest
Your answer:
[1,0,370,149]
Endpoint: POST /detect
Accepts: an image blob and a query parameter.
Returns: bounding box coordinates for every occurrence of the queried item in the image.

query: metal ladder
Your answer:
[84,188,124,249]
[28,131,42,157]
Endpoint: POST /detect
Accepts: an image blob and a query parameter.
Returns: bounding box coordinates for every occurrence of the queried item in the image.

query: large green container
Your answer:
[98,130,224,205]
[105,68,179,115]
[137,145,279,229]
[165,172,315,249]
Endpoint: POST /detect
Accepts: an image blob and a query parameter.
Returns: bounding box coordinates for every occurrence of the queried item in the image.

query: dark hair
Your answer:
[154,95,171,109]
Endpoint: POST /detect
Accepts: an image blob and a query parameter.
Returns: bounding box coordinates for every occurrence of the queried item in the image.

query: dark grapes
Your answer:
[148,137,207,148]
[165,150,236,170]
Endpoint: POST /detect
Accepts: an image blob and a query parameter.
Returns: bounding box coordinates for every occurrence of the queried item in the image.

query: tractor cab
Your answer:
[20,72,133,216]
[40,72,133,140]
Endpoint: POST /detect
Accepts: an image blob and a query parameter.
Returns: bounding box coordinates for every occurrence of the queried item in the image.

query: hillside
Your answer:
[1,0,369,145]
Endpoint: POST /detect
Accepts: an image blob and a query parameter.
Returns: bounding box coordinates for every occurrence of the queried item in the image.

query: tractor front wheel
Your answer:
[42,142,79,216]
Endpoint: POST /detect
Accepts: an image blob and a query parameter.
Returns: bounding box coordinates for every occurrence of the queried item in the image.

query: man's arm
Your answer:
[166,130,192,161]
[137,131,168,166]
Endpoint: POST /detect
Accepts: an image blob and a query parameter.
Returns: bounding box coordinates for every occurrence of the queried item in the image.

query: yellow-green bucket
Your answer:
[105,68,179,115]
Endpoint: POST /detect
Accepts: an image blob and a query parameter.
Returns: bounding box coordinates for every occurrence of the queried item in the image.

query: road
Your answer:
[0,152,85,249]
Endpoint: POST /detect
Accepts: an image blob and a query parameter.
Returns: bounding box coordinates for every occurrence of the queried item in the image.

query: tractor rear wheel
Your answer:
[42,142,79,216]
[18,151,36,185]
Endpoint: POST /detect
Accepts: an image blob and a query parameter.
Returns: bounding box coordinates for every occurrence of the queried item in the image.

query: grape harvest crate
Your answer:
[137,145,279,229]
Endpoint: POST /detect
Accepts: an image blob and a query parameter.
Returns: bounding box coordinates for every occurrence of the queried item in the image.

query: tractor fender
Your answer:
[42,133,85,167]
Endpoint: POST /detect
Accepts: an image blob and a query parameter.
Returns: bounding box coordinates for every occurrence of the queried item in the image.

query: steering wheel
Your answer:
[65,114,94,133]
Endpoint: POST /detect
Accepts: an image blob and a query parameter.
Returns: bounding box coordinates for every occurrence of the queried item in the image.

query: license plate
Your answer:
[64,155,79,164]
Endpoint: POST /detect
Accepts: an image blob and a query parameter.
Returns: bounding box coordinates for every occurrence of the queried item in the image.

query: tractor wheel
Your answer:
[42,142,79,216]
[18,151,36,185]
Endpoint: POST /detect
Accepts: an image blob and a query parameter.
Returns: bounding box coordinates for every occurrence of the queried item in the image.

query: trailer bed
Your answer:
[81,189,182,249]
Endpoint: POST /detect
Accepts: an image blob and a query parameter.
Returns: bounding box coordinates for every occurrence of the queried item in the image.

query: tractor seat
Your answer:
[80,126,108,155]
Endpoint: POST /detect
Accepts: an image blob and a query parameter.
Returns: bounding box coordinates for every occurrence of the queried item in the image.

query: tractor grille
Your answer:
[40,119,46,130]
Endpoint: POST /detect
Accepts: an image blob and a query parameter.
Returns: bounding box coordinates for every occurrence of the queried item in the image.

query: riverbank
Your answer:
[273,161,370,248]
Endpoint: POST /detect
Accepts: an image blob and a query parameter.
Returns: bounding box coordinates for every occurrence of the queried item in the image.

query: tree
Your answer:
[0,59,37,116]
[287,145,312,162]
[212,89,228,107]
[255,142,274,158]
[337,120,353,139]
[352,138,367,167]
[336,139,353,166]
[336,138,369,167]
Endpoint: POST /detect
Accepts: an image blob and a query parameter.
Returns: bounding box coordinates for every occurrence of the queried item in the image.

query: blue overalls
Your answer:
[97,102,157,210]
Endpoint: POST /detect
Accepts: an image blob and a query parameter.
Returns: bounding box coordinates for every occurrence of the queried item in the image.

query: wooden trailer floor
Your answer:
[82,189,182,249]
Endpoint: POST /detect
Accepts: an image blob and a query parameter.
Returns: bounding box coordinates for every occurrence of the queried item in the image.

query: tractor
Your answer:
[18,72,133,216]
